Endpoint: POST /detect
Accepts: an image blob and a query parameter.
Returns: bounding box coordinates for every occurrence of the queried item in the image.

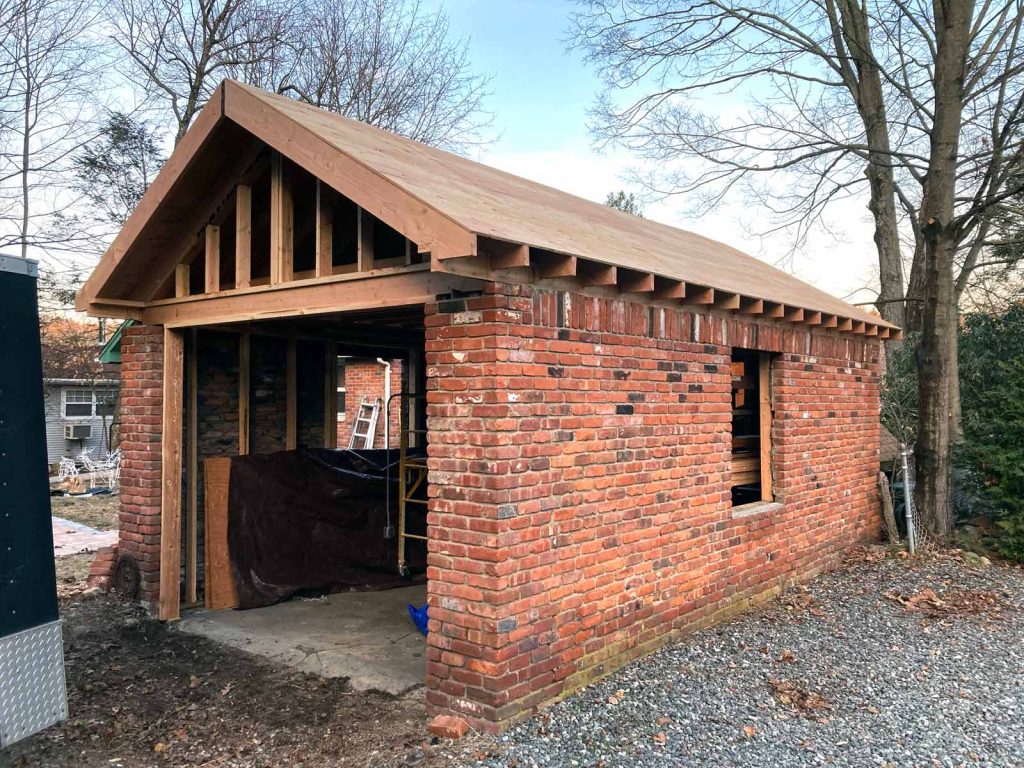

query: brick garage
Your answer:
[79,79,898,733]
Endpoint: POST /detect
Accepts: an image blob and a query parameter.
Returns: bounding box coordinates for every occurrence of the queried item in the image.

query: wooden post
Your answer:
[323,341,337,448]
[357,206,374,272]
[270,152,294,284]
[175,264,190,298]
[878,472,900,545]
[235,184,252,289]
[159,327,185,621]
[758,353,773,502]
[316,179,333,278]
[238,332,250,455]
[286,337,297,449]
[185,329,199,606]
[204,225,220,294]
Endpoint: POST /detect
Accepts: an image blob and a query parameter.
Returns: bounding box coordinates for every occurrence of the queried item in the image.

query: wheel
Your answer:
[114,555,141,600]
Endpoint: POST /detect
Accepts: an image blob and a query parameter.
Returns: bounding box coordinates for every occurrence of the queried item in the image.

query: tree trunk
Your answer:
[914,0,973,539]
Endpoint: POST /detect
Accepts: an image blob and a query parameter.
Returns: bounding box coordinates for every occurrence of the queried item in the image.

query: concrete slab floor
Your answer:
[176,584,428,696]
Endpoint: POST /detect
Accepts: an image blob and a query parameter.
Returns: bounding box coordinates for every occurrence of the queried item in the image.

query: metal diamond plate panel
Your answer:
[0,621,67,748]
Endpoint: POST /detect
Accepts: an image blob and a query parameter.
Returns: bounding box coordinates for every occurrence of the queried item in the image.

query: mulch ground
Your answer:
[5,595,437,768]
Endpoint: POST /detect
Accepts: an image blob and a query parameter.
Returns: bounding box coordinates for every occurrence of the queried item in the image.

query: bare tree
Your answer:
[606,190,644,216]
[281,0,492,151]
[109,0,294,143]
[0,0,104,258]
[572,0,1024,538]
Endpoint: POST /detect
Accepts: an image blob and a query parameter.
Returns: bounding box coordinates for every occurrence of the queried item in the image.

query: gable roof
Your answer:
[79,79,895,332]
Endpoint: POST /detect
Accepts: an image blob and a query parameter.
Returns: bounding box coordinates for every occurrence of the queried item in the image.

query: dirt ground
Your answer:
[5,595,453,768]
[53,553,94,599]
[50,493,120,530]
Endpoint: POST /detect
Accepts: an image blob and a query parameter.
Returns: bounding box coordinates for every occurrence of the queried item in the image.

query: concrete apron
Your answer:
[175,584,429,696]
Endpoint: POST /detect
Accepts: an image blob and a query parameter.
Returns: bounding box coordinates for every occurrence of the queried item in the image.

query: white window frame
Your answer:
[62,388,95,420]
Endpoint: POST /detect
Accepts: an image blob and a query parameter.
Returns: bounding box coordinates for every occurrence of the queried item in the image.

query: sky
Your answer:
[440,0,880,306]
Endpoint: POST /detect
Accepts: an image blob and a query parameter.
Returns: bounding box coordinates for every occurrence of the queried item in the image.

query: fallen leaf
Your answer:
[778,649,797,663]
[653,732,667,745]
[743,725,757,738]
[153,742,167,753]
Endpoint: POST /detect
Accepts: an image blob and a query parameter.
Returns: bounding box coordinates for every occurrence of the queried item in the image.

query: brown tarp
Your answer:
[227,448,426,609]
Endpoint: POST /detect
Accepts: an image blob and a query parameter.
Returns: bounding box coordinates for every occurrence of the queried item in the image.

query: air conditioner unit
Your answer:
[64,423,92,440]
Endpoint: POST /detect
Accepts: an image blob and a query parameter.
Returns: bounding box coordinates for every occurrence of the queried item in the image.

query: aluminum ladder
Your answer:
[348,396,382,449]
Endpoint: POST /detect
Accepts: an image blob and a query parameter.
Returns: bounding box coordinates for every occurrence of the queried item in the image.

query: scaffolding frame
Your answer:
[386,392,427,577]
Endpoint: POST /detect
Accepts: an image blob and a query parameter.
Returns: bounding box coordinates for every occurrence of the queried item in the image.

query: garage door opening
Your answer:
[173,305,431,694]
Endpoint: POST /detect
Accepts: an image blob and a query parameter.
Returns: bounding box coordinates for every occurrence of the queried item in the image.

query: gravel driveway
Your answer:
[439,549,1023,768]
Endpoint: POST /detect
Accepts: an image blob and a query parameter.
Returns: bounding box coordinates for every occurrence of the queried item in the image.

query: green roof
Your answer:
[98,319,135,364]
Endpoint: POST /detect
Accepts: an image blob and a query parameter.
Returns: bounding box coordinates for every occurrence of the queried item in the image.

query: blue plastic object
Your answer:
[408,603,429,636]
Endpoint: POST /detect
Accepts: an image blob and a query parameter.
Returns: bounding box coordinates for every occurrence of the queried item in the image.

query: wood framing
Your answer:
[324,341,338,448]
[239,332,250,455]
[203,457,238,610]
[316,179,333,278]
[205,225,220,294]
[270,152,294,284]
[175,264,190,298]
[159,327,185,621]
[759,352,773,502]
[185,330,198,605]
[358,207,374,271]
[236,184,252,289]
[142,267,478,328]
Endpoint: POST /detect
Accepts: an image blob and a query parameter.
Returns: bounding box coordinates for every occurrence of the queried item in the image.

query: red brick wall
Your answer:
[337,359,403,448]
[117,324,165,607]
[423,282,881,732]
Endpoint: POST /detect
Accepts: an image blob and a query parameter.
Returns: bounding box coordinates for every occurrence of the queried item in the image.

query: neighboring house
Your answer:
[42,378,119,465]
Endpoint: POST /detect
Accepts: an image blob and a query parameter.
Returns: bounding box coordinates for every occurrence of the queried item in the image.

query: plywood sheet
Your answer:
[204,457,238,610]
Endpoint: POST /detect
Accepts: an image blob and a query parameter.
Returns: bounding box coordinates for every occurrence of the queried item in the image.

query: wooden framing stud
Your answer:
[713,291,740,310]
[762,301,785,318]
[865,324,879,337]
[837,317,854,332]
[783,306,805,322]
[204,225,220,294]
[185,329,198,605]
[286,337,297,450]
[803,311,822,325]
[851,320,867,334]
[238,332,250,455]
[683,285,715,305]
[889,329,904,340]
[324,341,338,448]
[618,268,655,294]
[159,327,185,622]
[316,179,333,279]
[822,314,839,328]
[270,152,294,284]
[577,260,617,287]
[357,206,375,272]
[878,327,891,339]
[739,297,764,315]
[653,277,686,300]
[235,184,252,289]
[175,264,190,298]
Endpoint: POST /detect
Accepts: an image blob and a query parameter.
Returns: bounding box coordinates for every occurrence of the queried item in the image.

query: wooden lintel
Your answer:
[316,179,333,278]
[534,250,577,279]
[739,297,764,315]
[159,327,185,622]
[358,206,375,271]
[144,267,477,328]
[713,291,740,310]
[236,184,252,289]
[175,264,190,298]
[803,311,822,325]
[762,301,785,318]
[653,277,686,300]
[784,306,805,322]
[683,285,715,305]
[577,260,617,287]
[618,269,655,294]
[286,338,297,450]
[204,225,221,294]
[270,152,294,284]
